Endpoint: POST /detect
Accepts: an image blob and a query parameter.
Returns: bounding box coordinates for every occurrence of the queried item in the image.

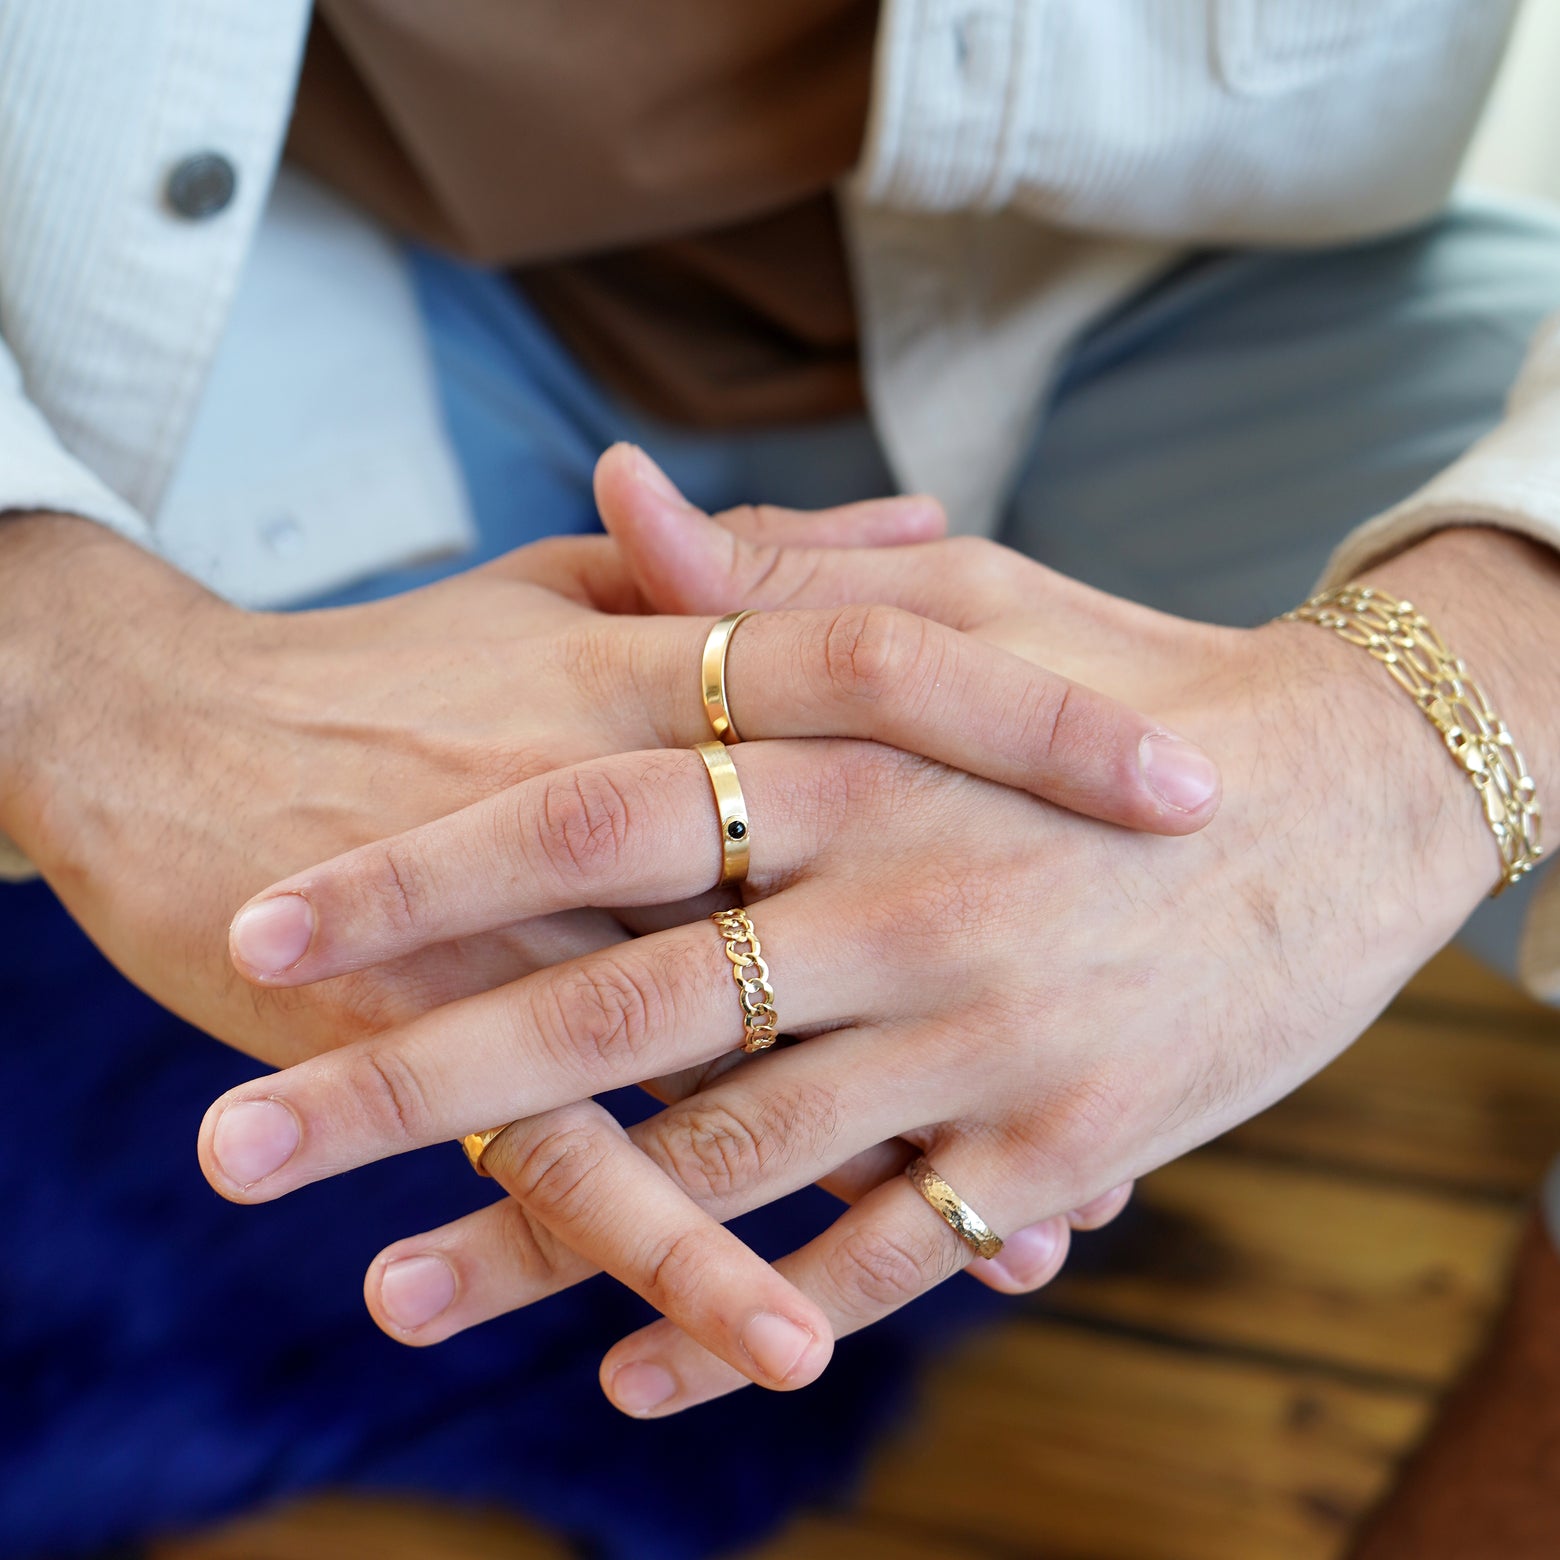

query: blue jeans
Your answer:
[6,194,1560,1559]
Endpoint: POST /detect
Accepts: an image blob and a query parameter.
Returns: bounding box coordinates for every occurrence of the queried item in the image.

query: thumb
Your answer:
[594,443,959,618]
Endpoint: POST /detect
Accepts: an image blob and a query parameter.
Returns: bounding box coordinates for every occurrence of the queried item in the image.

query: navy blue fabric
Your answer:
[0,875,1001,1558]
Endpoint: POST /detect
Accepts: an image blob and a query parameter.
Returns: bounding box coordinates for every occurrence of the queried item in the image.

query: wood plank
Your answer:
[1227,1011,1560,1195]
[856,1320,1430,1560]
[150,1495,573,1560]
[1037,1151,1519,1383]
[738,1513,997,1560]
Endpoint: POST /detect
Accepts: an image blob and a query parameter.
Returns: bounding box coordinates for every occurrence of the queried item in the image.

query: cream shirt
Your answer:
[2,0,1558,993]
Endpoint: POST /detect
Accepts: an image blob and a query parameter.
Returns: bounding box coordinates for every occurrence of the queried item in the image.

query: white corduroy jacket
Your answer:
[3,0,1560,991]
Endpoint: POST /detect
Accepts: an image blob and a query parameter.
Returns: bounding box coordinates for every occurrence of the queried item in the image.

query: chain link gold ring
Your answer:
[710,907,780,1052]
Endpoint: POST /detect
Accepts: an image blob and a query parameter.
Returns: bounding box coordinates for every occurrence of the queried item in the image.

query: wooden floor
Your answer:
[156,949,1560,1560]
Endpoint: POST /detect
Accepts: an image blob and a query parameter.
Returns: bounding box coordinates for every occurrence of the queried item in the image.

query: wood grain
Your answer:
[1038,1151,1520,1383]
[855,1320,1429,1560]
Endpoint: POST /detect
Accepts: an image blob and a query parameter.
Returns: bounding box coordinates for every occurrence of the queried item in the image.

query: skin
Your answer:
[198,458,1560,1418]
[0,456,1211,1078]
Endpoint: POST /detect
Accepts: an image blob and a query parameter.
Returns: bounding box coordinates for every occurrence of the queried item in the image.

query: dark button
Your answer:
[166,152,237,219]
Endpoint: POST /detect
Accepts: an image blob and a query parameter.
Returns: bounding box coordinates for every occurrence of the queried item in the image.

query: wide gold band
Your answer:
[702,610,756,743]
[1283,583,1543,896]
[461,1124,513,1177]
[906,1157,1004,1259]
[711,906,780,1052]
[695,740,750,885]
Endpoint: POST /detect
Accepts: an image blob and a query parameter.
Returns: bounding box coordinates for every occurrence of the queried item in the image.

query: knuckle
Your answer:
[533,767,634,884]
[821,604,924,705]
[1013,679,1115,776]
[354,1043,434,1143]
[940,535,1010,588]
[825,1219,954,1318]
[504,1116,611,1217]
[650,1079,839,1206]
[366,839,427,936]
[536,958,670,1077]
[651,1099,769,1202]
[641,1225,709,1303]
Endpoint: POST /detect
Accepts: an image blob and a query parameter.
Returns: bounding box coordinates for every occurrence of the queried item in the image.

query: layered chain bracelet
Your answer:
[1283,583,1542,895]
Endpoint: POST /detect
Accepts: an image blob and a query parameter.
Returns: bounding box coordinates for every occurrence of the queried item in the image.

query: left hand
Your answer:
[195,493,1502,1416]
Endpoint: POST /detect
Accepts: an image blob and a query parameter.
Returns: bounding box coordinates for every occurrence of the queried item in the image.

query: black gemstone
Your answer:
[726,820,747,840]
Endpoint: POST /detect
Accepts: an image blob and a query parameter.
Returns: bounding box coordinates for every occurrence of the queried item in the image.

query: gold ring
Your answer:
[711,906,780,1052]
[906,1157,1004,1259]
[702,610,756,742]
[695,740,750,885]
[460,1125,513,1177]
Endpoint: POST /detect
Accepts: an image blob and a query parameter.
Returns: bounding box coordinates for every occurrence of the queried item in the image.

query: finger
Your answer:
[598,443,946,554]
[201,891,887,1201]
[228,741,832,985]
[596,444,987,624]
[716,606,1220,833]
[228,612,1214,989]
[595,474,1222,832]
[598,1138,1072,1415]
[362,1028,918,1345]
[380,1099,834,1396]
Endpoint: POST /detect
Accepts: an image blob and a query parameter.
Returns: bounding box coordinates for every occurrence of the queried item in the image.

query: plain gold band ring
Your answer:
[702,609,756,742]
[695,740,750,885]
[461,1124,514,1177]
[906,1156,1005,1259]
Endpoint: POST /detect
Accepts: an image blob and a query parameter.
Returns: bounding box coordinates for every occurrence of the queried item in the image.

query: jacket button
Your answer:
[166,152,237,219]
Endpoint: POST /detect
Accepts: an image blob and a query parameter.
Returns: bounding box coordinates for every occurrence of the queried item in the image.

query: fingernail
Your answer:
[631,446,689,508]
[379,1255,457,1330]
[230,895,315,977]
[211,1098,300,1187]
[980,1219,1062,1287]
[740,1313,813,1383]
[609,1361,679,1416]
[1139,732,1220,813]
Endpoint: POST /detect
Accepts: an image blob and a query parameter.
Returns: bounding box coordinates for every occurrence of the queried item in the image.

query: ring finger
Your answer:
[598,1135,1082,1416]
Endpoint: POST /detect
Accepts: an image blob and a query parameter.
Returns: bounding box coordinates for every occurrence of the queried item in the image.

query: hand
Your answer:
[2,476,1206,1070]
[195,491,1508,1414]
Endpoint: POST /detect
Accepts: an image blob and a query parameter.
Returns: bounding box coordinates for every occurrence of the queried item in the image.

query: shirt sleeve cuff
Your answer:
[0,381,150,542]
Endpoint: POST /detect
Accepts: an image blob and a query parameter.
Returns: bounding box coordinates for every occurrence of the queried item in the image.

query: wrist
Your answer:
[0,513,229,855]
[1257,525,1560,944]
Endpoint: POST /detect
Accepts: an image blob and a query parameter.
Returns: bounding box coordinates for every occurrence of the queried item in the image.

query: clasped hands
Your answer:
[189,446,1490,1418]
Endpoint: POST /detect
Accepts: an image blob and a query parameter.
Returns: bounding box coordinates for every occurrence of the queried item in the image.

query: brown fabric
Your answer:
[288,0,876,426]
[1347,1211,1560,1560]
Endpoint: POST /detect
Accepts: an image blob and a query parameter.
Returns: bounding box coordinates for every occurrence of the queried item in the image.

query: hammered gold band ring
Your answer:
[461,1124,513,1176]
[695,740,750,886]
[702,610,756,743]
[711,907,780,1053]
[906,1156,1004,1259]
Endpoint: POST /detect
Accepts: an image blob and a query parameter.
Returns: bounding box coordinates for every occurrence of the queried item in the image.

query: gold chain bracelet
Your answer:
[710,907,781,1052]
[1283,583,1542,895]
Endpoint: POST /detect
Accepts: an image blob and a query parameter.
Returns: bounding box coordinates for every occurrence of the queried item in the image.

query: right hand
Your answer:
[0,451,1216,1071]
